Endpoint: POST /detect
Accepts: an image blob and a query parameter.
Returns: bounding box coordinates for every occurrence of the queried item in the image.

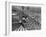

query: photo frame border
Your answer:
[5,1,44,36]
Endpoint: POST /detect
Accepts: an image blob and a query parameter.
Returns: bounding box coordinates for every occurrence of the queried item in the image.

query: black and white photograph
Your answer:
[3,0,46,37]
[12,6,41,31]
[5,1,46,37]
